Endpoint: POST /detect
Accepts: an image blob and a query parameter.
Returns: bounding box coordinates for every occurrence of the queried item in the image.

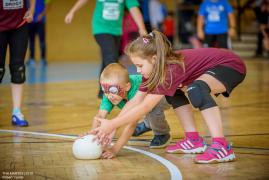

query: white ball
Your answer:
[72,135,102,160]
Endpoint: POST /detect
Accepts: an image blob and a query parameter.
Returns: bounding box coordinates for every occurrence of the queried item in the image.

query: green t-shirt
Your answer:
[99,74,142,113]
[92,0,139,35]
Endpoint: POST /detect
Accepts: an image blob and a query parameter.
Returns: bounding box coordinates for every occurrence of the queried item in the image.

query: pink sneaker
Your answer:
[166,137,207,154]
[194,142,236,164]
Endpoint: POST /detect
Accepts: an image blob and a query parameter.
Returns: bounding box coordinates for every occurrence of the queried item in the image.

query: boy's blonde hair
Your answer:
[100,63,129,85]
[125,30,184,92]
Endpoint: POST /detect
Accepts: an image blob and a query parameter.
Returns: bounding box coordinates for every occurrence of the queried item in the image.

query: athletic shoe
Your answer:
[12,114,29,127]
[40,59,47,66]
[150,134,171,148]
[166,137,207,154]
[26,59,35,66]
[194,142,236,164]
[132,122,151,136]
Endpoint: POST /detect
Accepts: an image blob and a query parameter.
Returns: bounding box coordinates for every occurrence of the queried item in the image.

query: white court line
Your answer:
[0,129,182,180]
[124,146,182,180]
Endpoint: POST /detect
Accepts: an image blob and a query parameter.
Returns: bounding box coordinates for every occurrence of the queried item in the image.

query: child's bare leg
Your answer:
[11,83,23,109]
[11,83,28,126]
[201,107,224,137]
[173,104,196,132]
[166,104,206,154]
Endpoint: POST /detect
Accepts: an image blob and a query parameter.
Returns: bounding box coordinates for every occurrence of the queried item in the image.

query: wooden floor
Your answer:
[0,59,269,180]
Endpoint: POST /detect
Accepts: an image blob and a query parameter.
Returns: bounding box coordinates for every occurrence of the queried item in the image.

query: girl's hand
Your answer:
[105,129,116,146]
[90,117,114,144]
[94,129,115,146]
[23,10,34,23]
[65,12,74,24]
[101,147,117,159]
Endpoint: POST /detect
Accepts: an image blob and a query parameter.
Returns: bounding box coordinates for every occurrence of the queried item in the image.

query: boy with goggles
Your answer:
[100,84,126,98]
[87,63,171,159]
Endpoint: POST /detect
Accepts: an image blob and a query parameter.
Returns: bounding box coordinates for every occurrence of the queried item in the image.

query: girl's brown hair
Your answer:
[125,30,184,91]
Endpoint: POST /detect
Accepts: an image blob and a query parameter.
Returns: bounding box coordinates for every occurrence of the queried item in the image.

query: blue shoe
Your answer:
[132,122,151,136]
[40,59,47,66]
[12,114,29,127]
[26,59,35,66]
[150,134,171,149]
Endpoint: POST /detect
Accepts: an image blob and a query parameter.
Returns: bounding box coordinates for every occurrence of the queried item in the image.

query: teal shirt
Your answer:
[99,74,142,113]
[92,0,139,35]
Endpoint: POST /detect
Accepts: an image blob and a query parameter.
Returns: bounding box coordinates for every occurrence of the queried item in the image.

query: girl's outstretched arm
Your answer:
[118,91,147,116]
[101,122,137,159]
[93,93,164,141]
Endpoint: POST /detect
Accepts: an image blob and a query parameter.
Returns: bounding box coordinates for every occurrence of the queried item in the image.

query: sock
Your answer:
[212,137,228,147]
[12,108,22,115]
[185,132,200,141]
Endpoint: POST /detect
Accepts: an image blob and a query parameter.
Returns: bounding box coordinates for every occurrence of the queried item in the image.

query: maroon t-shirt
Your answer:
[139,48,246,96]
[0,0,27,32]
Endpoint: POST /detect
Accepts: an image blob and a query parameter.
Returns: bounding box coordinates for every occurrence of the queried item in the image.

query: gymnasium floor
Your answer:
[0,59,268,180]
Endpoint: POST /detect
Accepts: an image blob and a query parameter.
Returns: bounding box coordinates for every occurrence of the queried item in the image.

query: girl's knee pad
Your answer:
[165,89,189,109]
[187,80,217,110]
[9,64,26,84]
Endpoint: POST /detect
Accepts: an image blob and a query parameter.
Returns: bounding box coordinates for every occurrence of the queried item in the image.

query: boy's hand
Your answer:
[77,131,90,139]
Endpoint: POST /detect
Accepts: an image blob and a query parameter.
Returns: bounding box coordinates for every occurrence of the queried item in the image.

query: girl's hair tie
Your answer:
[143,37,150,44]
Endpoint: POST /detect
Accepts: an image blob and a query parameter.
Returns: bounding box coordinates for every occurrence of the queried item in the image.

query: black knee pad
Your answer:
[187,80,217,110]
[165,89,189,109]
[0,67,5,83]
[9,64,26,84]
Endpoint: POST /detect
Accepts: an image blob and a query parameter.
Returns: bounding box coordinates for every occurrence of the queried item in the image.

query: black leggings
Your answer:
[28,22,46,59]
[0,24,28,82]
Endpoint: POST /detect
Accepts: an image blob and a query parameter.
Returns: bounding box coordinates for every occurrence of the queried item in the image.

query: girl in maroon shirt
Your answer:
[0,0,35,126]
[92,30,246,164]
